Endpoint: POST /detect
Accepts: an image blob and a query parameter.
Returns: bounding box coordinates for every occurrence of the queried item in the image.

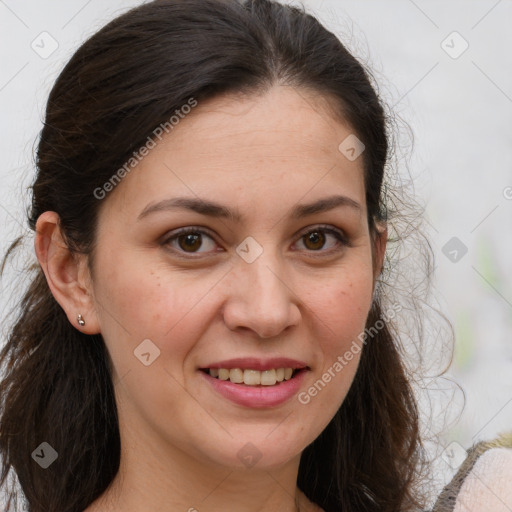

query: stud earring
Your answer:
[77,314,85,327]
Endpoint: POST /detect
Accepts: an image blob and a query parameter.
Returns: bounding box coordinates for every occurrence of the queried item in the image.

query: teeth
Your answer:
[229,368,244,384]
[260,369,276,386]
[244,369,261,386]
[208,367,297,385]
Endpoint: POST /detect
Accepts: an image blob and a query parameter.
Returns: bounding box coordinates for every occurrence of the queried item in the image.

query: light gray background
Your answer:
[1,0,511,504]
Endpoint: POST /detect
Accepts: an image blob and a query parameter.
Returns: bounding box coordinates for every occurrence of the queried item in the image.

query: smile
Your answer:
[201,367,299,386]
[199,367,309,408]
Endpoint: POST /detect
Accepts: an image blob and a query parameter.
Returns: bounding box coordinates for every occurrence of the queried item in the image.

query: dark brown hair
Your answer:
[0,0,432,510]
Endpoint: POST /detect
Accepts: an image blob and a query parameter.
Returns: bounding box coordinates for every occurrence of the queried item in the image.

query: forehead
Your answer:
[101,85,366,220]
[165,86,352,162]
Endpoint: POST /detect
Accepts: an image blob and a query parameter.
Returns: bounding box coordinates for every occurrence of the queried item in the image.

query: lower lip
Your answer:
[200,369,308,408]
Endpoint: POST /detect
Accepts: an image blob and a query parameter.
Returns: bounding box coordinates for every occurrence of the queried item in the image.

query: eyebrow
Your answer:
[137,194,361,222]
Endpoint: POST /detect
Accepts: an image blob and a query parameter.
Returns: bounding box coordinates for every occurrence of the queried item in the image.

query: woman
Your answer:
[0,0,432,510]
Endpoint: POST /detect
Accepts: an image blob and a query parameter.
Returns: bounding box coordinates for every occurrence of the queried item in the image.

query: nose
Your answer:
[222,252,301,339]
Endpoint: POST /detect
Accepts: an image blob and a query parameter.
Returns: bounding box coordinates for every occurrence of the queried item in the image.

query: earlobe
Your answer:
[34,211,100,334]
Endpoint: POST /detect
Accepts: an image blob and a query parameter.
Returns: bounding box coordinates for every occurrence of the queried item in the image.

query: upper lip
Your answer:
[200,357,310,371]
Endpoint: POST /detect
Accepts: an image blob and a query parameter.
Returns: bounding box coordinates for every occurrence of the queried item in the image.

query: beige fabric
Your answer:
[432,431,512,512]
[453,447,512,512]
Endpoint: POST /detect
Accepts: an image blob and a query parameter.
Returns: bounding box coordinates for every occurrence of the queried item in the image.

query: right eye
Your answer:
[161,227,222,257]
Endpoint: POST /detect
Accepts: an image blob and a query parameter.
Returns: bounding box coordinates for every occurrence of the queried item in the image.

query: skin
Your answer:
[35,85,386,512]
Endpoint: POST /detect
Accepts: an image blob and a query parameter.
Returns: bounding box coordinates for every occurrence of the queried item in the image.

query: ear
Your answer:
[34,211,100,334]
[372,222,387,283]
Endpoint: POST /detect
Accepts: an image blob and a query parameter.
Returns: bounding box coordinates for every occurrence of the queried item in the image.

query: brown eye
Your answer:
[163,228,219,255]
[303,231,326,251]
[295,226,348,253]
[178,233,203,252]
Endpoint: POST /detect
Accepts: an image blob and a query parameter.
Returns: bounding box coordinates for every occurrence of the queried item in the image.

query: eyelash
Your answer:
[161,224,349,259]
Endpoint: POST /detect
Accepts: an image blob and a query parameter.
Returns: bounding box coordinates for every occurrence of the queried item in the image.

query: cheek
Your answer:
[93,251,206,372]
[92,252,216,425]
[302,270,373,412]
[313,271,374,349]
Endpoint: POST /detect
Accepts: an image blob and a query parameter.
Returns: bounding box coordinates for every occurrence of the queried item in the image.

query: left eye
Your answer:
[163,228,219,254]
[294,227,347,252]
[162,226,347,256]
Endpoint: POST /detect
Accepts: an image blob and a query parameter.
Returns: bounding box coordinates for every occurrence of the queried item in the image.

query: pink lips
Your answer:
[203,357,309,371]
[198,357,310,408]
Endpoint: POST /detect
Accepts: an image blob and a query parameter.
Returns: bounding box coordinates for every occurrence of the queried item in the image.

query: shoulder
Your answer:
[432,431,512,512]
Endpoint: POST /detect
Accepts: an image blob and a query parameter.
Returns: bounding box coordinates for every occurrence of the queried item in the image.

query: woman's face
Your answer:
[89,85,382,470]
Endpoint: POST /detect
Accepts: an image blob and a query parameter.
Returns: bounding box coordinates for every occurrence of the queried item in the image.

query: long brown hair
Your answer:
[0,1,432,510]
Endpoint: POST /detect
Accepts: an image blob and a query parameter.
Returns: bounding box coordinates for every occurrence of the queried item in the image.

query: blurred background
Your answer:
[1,0,511,507]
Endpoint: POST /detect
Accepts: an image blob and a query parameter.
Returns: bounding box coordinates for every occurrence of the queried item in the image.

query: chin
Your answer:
[191,425,312,471]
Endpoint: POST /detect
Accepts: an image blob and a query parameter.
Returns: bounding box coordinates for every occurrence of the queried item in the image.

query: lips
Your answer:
[200,357,309,371]
[198,357,310,408]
